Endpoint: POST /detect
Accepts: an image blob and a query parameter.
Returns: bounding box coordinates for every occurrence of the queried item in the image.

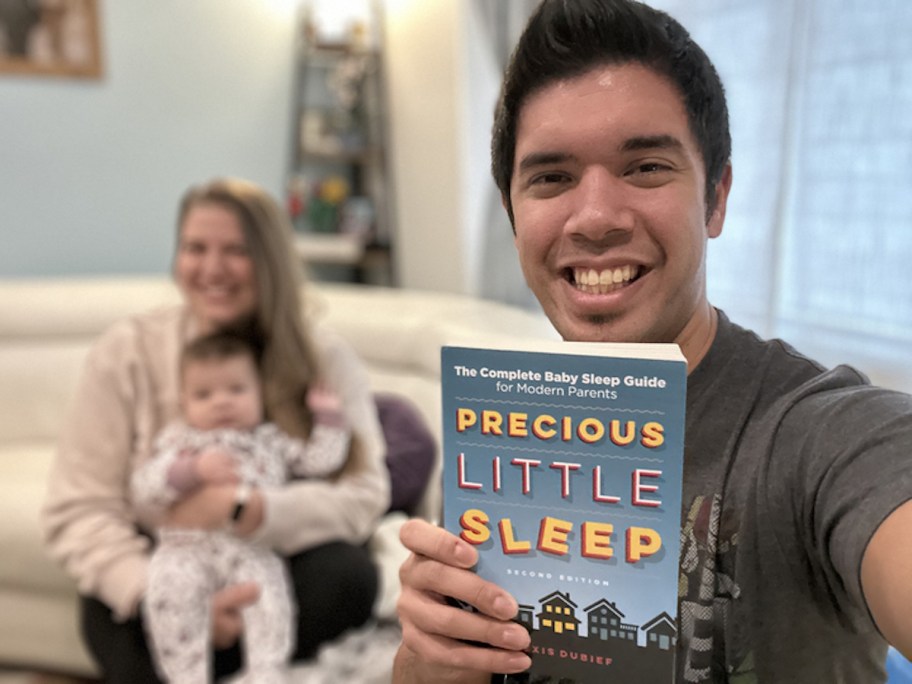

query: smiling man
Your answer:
[507,62,726,365]
[393,1,912,683]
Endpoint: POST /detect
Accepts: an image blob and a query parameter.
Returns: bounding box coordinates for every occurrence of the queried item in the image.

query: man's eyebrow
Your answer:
[516,151,575,174]
[517,135,684,173]
[619,134,684,153]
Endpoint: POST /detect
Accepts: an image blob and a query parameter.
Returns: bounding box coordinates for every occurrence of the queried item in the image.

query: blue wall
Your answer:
[0,1,296,277]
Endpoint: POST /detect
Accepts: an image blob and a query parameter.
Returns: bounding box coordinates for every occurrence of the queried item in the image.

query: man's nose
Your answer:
[564,167,635,244]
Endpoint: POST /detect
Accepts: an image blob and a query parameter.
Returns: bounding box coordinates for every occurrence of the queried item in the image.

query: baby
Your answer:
[130,330,350,684]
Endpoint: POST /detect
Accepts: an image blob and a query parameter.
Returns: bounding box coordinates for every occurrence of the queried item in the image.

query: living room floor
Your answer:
[0,621,401,684]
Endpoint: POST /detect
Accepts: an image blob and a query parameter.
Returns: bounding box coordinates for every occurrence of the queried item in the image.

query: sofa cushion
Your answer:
[0,441,74,595]
[375,392,436,516]
[0,277,180,340]
[0,340,91,443]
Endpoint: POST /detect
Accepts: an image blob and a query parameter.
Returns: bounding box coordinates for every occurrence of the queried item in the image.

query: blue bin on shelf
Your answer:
[888,647,912,684]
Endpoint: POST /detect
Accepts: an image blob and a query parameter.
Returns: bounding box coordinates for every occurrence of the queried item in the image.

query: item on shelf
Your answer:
[307,175,350,233]
[338,196,374,237]
[302,0,375,51]
[287,174,310,232]
[290,0,393,283]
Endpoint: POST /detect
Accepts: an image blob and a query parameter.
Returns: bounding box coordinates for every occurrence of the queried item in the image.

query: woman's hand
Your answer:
[211,581,260,649]
[164,483,264,535]
[393,519,532,683]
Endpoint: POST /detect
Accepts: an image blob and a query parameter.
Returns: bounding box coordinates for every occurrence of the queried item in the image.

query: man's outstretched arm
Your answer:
[861,498,912,659]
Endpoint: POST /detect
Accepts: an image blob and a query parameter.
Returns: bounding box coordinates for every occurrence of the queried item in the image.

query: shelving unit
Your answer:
[287,0,395,286]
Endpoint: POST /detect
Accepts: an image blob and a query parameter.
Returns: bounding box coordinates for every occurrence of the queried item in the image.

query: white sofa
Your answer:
[0,276,556,676]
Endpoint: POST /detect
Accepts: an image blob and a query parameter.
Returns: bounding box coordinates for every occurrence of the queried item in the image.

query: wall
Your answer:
[0,1,297,277]
[383,0,468,293]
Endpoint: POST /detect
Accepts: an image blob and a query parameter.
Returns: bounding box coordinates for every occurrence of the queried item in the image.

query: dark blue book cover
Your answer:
[441,341,686,684]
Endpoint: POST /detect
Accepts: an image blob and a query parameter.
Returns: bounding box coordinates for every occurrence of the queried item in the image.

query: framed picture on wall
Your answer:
[0,0,102,78]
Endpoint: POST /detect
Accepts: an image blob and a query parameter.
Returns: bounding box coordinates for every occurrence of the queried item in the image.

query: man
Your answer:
[393,0,912,682]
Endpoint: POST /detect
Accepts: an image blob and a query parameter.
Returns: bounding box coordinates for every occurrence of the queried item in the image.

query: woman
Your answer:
[42,178,390,682]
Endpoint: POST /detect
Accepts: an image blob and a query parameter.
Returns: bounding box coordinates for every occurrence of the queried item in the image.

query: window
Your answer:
[649,0,912,392]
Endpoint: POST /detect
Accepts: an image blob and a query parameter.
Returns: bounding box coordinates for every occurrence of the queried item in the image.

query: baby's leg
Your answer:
[145,536,217,684]
[231,543,294,683]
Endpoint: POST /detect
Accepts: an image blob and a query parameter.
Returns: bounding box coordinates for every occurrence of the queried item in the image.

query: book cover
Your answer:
[441,341,687,683]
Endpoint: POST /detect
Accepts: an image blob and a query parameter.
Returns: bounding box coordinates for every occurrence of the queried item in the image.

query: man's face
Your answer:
[509,63,729,352]
[181,354,263,431]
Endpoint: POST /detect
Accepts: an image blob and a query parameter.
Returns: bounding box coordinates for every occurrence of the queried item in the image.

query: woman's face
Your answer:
[174,202,257,333]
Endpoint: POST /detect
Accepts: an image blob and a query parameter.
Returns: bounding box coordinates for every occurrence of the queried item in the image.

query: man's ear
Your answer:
[707,163,733,239]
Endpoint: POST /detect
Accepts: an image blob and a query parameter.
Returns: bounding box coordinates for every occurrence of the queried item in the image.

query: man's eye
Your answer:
[627,161,671,175]
[531,172,568,185]
[624,161,676,188]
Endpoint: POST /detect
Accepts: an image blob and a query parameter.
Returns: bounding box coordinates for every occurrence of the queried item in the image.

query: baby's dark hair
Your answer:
[180,329,261,379]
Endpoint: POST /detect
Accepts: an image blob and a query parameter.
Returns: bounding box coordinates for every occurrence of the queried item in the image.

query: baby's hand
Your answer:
[196,449,240,485]
[307,384,346,427]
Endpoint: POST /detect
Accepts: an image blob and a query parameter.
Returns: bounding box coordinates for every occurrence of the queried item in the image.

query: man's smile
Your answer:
[568,265,642,294]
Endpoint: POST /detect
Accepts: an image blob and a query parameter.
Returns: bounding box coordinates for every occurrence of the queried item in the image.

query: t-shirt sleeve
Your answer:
[776,379,912,626]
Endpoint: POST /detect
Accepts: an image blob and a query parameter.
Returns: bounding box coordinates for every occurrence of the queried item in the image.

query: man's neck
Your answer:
[676,302,718,373]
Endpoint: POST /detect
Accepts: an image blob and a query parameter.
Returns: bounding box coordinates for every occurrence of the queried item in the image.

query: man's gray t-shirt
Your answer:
[678,311,912,682]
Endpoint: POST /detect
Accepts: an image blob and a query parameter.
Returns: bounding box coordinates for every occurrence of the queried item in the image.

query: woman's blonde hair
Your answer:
[176,178,319,439]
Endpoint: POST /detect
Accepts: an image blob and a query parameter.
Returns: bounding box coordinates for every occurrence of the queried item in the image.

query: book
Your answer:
[441,340,687,684]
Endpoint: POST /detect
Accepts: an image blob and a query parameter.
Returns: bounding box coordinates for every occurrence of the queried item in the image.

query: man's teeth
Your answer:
[573,266,638,294]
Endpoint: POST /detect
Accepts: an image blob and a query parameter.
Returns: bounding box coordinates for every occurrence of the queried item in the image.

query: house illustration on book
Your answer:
[517,604,535,631]
[522,591,677,651]
[642,611,677,650]
[583,598,638,642]
[536,591,580,635]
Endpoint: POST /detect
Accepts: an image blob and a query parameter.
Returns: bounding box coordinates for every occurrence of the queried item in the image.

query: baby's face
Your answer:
[181,354,263,431]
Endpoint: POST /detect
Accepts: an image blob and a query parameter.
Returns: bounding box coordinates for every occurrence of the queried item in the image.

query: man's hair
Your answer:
[180,330,259,380]
[492,0,731,225]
